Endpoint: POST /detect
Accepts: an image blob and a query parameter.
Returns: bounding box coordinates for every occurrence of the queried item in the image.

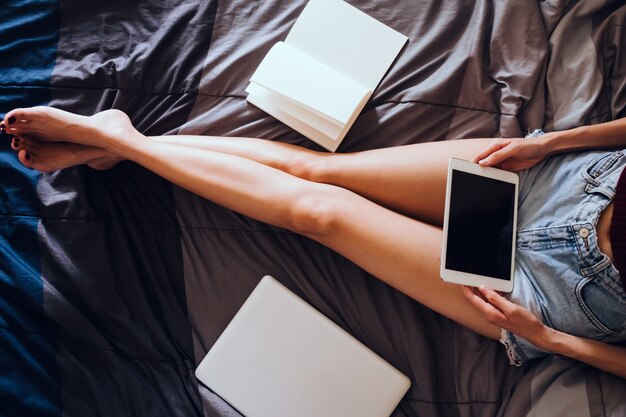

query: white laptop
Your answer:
[195,275,411,417]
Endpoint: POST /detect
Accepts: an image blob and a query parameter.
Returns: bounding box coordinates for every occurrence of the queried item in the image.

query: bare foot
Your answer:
[15,136,122,172]
[2,106,139,149]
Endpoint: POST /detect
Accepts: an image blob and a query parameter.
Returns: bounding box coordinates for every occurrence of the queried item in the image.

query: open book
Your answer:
[245,0,408,152]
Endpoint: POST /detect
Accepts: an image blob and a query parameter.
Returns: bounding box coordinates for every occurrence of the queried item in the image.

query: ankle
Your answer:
[105,132,150,160]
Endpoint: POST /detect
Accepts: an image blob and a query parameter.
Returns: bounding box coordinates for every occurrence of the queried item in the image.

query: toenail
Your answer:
[8,116,15,125]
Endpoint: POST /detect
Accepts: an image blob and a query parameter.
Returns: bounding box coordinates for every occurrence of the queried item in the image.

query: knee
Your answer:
[283,153,330,183]
[287,185,342,237]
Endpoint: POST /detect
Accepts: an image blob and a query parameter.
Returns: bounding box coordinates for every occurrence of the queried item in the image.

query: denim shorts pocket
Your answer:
[582,151,624,187]
[575,275,626,338]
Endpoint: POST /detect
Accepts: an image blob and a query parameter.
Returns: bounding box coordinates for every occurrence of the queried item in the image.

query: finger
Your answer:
[463,286,490,308]
[463,286,508,323]
[478,145,515,167]
[462,286,487,302]
[471,140,507,163]
[462,285,477,301]
[478,286,516,315]
[462,285,473,297]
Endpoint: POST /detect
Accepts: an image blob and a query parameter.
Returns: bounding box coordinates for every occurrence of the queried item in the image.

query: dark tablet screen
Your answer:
[445,170,515,281]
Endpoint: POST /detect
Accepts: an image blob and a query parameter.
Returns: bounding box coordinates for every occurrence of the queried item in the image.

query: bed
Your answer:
[1,0,625,416]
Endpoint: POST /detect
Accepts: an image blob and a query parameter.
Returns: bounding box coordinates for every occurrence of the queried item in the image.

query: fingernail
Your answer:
[8,116,15,125]
[25,152,30,160]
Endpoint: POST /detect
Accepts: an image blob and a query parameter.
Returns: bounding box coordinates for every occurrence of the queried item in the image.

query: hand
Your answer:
[471,136,550,172]
[462,286,551,349]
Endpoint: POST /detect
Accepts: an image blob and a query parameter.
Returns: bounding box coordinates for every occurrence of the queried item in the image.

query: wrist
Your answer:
[534,326,583,360]
[540,129,577,156]
[533,325,563,353]
[543,125,600,156]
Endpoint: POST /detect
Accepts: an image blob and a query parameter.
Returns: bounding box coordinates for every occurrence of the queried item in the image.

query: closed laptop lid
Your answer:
[195,275,410,417]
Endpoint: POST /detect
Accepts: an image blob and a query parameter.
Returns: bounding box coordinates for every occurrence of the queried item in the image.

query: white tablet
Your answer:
[440,158,519,293]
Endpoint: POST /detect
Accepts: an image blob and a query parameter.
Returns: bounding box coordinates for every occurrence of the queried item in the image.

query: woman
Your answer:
[2,106,625,378]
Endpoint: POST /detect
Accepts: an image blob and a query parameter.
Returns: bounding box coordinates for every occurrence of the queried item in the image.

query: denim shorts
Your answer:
[501,138,626,365]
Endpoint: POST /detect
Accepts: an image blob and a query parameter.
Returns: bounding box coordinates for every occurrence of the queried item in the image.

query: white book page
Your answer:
[249,42,369,126]
[247,89,340,152]
[246,83,344,139]
[247,83,370,152]
[285,0,408,91]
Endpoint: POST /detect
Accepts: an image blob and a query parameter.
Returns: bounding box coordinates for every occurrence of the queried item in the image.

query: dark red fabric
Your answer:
[610,167,626,290]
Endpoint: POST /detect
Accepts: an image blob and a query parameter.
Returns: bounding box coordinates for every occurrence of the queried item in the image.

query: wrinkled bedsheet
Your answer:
[1,1,625,416]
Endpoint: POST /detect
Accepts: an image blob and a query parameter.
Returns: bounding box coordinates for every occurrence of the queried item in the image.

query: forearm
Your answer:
[543,118,626,155]
[537,327,626,379]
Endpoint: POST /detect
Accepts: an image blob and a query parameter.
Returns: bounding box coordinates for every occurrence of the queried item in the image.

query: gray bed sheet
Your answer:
[21,0,626,416]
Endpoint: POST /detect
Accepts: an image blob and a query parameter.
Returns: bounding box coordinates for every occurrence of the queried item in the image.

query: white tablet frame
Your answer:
[440,158,519,293]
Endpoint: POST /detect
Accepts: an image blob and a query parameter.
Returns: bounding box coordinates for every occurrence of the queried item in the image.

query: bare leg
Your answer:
[5,107,492,223]
[4,107,502,340]
[121,140,501,340]
[152,136,494,225]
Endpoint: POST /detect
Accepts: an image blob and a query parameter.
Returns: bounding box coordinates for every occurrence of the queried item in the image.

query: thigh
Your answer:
[315,139,495,225]
[301,182,502,341]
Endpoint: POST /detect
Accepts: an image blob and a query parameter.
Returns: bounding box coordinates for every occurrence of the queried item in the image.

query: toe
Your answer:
[4,108,34,124]
[6,106,57,125]
[17,149,34,169]
[4,109,33,136]
[4,109,23,126]
[11,136,21,151]
[13,135,37,152]
[18,135,36,151]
